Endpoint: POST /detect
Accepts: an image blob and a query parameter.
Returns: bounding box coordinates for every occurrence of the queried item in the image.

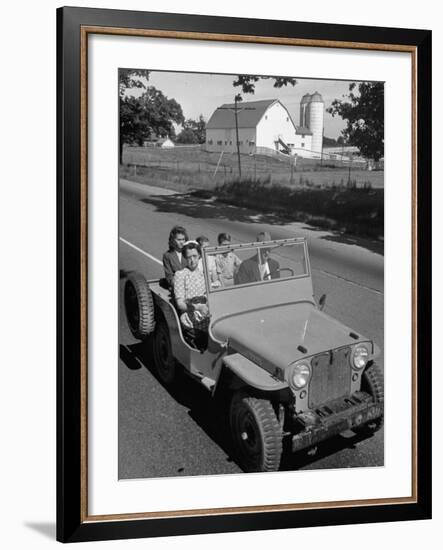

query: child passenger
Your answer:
[196,235,220,287]
[215,233,241,287]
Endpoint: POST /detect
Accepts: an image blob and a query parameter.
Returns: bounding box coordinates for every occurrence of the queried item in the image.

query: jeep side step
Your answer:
[201,377,216,391]
[187,369,216,391]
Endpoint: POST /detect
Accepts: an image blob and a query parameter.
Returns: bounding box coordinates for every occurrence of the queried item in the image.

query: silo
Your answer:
[307,91,324,154]
[299,93,311,128]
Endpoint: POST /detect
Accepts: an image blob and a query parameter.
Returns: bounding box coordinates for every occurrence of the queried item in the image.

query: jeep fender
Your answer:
[222,353,288,392]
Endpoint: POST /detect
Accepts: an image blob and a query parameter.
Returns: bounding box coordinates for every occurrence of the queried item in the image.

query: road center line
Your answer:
[119,237,163,266]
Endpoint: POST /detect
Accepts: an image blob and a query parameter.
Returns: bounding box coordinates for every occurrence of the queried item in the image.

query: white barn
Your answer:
[205,99,313,156]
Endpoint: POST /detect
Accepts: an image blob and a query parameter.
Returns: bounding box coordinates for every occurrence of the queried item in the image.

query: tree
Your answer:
[176,127,199,145]
[327,82,384,161]
[233,75,297,97]
[119,68,150,97]
[176,115,206,144]
[138,86,184,137]
[119,69,150,163]
[119,84,184,162]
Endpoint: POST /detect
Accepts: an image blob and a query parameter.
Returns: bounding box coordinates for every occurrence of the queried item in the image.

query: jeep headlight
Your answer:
[352,345,369,369]
[290,363,311,389]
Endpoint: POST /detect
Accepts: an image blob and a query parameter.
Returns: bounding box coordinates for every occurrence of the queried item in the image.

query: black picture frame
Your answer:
[57,6,432,543]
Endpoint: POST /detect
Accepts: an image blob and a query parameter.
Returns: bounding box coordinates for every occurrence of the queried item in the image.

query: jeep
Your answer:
[124,237,383,472]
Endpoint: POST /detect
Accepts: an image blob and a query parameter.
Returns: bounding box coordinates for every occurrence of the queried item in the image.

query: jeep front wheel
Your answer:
[229,392,283,472]
[153,321,176,385]
[354,362,384,436]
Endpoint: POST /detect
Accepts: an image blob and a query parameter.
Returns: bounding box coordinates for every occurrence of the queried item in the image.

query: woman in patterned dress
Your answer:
[173,241,209,350]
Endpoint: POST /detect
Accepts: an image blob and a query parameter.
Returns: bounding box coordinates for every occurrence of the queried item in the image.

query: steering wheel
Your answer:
[279,267,295,276]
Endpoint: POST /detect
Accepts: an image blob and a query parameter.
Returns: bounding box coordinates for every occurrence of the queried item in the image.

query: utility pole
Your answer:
[320,126,324,166]
[234,95,241,178]
[218,95,256,181]
[347,155,353,185]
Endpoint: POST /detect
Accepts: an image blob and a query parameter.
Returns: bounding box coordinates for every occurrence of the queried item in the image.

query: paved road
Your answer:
[118,179,384,479]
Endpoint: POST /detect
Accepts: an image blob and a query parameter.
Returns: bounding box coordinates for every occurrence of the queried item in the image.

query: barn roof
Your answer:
[206,99,279,129]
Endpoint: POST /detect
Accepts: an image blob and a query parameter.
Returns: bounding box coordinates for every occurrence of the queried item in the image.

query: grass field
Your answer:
[122,145,384,191]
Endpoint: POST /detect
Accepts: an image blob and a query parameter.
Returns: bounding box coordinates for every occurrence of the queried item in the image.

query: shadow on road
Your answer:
[136,192,383,256]
[120,340,237,467]
[119,344,143,370]
[280,430,379,471]
[140,192,297,226]
[300,225,384,256]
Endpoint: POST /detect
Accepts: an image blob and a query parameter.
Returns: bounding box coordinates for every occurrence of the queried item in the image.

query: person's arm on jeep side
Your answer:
[173,270,193,329]
[163,252,174,287]
[173,269,187,313]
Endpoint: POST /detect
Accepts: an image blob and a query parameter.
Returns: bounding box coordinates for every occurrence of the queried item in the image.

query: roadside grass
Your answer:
[119,146,384,239]
[215,178,383,239]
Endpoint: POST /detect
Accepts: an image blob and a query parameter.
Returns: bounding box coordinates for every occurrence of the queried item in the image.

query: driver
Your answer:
[234,232,280,285]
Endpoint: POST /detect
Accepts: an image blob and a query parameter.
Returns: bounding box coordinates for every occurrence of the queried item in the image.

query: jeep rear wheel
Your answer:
[229,393,282,472]
[153,321,176,385]
[124,272,156,340]
[354,362,384,435]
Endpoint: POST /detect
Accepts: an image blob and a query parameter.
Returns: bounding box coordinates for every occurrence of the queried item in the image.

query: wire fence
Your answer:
[121,145,384,189]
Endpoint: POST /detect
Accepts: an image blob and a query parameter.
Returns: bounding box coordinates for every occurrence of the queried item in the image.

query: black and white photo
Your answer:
[118,70,385,479]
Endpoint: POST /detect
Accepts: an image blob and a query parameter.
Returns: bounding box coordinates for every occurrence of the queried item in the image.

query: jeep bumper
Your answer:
[291,391,383,453]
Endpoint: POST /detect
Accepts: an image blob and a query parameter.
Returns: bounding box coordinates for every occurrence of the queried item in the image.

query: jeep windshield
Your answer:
[203,238,310,292]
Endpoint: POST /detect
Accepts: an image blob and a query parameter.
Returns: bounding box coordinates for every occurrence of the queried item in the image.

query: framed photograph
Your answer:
[57,6,432,543]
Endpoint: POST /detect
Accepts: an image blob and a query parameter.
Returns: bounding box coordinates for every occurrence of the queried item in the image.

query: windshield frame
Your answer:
[202,237,311,294]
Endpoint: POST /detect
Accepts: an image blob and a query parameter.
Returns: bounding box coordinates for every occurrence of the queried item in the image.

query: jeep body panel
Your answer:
[211,301,377,373]
[150,282,226,383]
[223,353,289,391]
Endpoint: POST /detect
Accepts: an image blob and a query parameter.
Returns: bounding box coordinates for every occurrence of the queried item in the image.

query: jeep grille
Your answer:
[308,347,351,408]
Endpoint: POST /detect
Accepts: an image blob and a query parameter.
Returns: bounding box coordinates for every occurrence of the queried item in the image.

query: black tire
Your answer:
[354,362,384,435]
[124,272,156,340]
[152,321,176,385]
[229,392,283,472]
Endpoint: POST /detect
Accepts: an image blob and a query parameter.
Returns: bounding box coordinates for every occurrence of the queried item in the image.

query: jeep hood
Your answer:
[211,302,370,370]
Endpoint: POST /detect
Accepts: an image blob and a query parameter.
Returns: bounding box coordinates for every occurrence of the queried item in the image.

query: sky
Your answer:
[127,71,362,139]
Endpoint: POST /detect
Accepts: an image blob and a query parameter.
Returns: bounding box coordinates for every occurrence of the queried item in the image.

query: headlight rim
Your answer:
[289,361,312,390]
[352,344,370,370]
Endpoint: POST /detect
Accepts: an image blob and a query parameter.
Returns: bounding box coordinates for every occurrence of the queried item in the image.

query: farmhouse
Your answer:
[205,99,313,157]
